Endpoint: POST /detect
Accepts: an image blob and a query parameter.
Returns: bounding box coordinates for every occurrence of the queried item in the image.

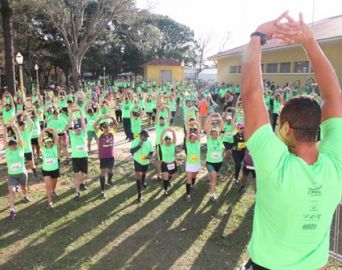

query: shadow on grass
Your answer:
[84,178,238,269]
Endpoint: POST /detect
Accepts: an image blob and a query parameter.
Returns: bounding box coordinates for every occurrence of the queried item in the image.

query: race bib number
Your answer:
[238,142,246,150]
[189,154,199,162]
[77,145,86,151]
[167,163,176,171]
[225,132,232,137]
[32,129,39,136]
[11,163,21,171]
[46,158,57,165]
[211,152,221,159]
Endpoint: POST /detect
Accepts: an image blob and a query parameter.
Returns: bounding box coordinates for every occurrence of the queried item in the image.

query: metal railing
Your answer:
[330,203,342,261]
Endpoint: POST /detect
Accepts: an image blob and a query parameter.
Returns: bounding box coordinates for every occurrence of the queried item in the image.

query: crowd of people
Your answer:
[1,75,319,217]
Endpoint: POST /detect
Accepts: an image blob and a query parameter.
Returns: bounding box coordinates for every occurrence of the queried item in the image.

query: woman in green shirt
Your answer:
[185,124,201,202]
[205,113,225,202]
[38,127,59,208]
[160,127,177,196]
[271,93,283,132]
[4,122,30,220]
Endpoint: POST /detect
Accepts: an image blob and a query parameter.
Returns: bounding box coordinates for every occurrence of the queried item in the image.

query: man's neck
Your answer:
[289,142,318,165]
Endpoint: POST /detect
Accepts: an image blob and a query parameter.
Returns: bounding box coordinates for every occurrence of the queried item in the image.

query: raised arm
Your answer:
[169,127,177,144]
[12,123,23,148]
[241,12,288,140]
[3,126,8,148]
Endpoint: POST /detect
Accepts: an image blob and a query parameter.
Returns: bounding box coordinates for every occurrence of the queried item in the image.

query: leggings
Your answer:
[115,110,122,123]
[122,117,132,139]
[272,113,279,132]
[232,149,245,180]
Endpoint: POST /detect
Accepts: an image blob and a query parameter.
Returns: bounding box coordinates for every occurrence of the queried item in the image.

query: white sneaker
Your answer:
[210,193,218,202]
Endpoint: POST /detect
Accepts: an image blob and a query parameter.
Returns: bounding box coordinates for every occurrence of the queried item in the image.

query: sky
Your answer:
[136,0,342,58]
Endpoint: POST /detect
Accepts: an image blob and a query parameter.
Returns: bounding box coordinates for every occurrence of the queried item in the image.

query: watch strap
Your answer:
[250,31,267,46]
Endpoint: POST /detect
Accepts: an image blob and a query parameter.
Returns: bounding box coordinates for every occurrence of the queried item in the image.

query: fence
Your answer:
[330,202,342,261]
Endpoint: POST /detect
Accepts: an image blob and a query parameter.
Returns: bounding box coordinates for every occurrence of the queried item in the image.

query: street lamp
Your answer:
[103,66,106,87]
[34,63,39,91]
[15,52,24,95]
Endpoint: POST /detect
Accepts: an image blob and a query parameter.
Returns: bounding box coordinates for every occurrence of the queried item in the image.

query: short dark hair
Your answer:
[279,96,321,142]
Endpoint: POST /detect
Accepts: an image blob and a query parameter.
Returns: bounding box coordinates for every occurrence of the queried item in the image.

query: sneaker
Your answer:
[47,201,54,209]
[234,180,240,187]
[80,183,88,191]
[142,181,148,189]
[239,186,247,193]
[52,191,60,197]
[9,210,16,220]
[164,191,169,196]
[74,192,80,200]
[23,196,31,203]
[210,193,218,203]
[106,180,114,187]
[100,190,106,198]
[186,195,192,203]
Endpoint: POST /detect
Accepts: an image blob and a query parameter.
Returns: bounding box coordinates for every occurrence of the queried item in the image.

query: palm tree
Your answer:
[1,0,16,95]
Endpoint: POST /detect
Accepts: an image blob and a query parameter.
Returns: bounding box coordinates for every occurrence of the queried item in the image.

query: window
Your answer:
[261,64,264,72]
[280,62,291,73]
[294,61,310,73]
[266,63,278,73]
[229,65,241,73]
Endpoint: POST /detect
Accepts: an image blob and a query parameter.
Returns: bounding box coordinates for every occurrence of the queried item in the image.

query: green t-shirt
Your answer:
[131,117,142,135]
[218,88,227,98]
[273,99,281,114]
[186,141,201,165]
[145,101,153,113]
[121,102,133,118]
[20,128,33,153]
[131,138,153,165]
[31,119,41,139]
[47,118,68,134]
[86,113,97,132]
[160,143,175,163]
[264,95,271,111]
[223,123,234,143]
[246,119,342,269]
[236,111,244,124]
[155,124,168,145]
[206,137,223,163]
[169,100,176,112]
[42,145,59,171]
[6,147,26,175]
[58,99,67,108]
[183,106,196,122]
[2,107,15,125]
[70,130,88,158]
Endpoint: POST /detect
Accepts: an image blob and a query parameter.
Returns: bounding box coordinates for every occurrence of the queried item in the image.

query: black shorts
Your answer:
[206,161,223,173]
[223,142,234,150]
[153,108,157,114]
[42,169,60,178]
[147,112,153,117]
[100,157,115,169]
[31,138,39,146]
[161,161,177,174]
[243,166,256,178]
[72,157,88,174]
[24,152,33,161]
[171,111,176,117]
[134,160,149,173]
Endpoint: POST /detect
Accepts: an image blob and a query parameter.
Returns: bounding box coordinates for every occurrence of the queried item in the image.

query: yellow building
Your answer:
[209,15,342,87]
[143,58,185,83]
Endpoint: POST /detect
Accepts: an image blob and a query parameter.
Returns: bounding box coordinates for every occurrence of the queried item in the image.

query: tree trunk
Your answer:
[0,0,16,95]
[70,55,83,90]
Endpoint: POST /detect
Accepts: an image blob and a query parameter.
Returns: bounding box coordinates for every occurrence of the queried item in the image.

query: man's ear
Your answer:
[283,121,290,135]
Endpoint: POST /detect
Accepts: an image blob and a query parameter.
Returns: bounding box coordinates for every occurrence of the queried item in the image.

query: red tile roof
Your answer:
[143,58,182,67]
[209,15,342,60]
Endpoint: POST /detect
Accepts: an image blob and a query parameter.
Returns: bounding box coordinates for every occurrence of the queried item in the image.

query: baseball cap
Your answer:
[140,129,150,137]
[237,124,245,129]
[44,137,53,143]
[18,120,26,126]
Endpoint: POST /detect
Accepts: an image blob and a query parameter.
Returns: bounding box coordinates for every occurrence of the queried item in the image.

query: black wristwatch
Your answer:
[250,31,267,46]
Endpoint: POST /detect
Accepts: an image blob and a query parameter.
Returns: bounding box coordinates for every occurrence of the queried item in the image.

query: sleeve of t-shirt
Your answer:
[319,118,342,164]
[246,124,288,178]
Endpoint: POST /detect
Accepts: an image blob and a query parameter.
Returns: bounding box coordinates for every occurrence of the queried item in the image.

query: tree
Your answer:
[197,34,212,73]
[40,0,133,88]
[1,0,16,95]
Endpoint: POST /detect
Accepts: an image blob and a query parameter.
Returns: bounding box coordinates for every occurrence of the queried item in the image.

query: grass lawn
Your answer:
[0,133,342,269]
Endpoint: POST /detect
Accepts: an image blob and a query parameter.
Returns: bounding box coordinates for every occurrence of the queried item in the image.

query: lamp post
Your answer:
[15,52,24,95]
[103,66,106,87]
[34,63,39,91]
